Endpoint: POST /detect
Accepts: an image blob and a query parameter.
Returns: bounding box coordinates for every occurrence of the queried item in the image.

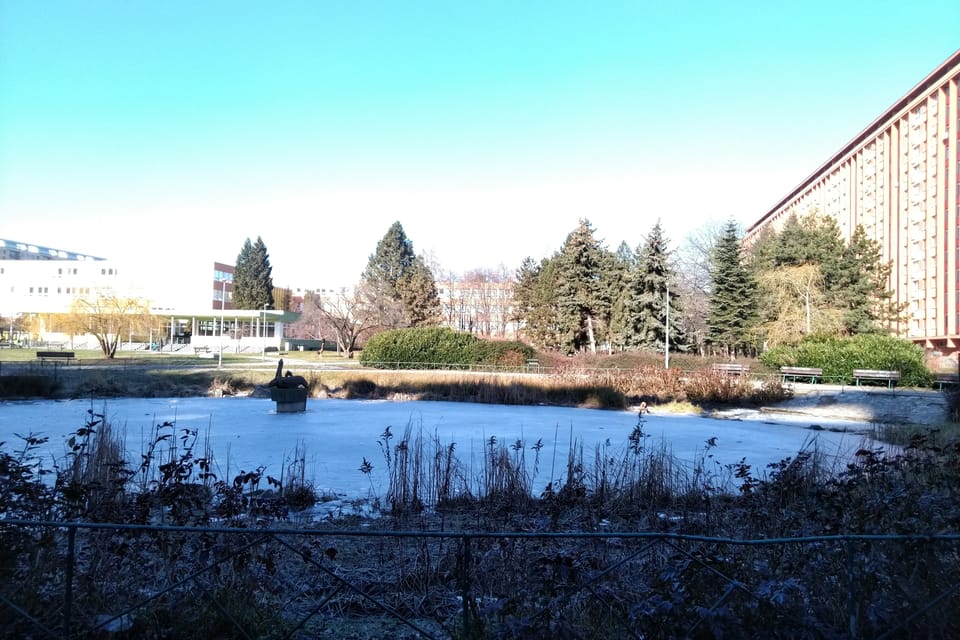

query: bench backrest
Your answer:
[852,369,900,379]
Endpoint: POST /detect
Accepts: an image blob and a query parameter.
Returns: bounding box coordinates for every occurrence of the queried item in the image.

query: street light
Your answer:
[218,279,227,369]
[261,303,271,360]
[664,280,670,370]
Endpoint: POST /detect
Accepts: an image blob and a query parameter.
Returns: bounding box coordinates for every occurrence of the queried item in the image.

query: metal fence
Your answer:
[2,520,958,639]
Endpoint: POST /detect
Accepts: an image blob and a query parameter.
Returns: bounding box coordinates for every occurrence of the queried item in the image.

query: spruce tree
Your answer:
[512,257,541,327]
[608,242,638,352]
[839,225,903,333]
[707,220,758,355]
[629,221,687,352]
[361,221,440,328]
[399,257,441,327]
[555,219,610,353]
[232,236,274,310]
[514,256,566,349]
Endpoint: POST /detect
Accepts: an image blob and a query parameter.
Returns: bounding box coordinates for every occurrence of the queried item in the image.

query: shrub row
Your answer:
[358,327,535,369]
[761,333,934,387]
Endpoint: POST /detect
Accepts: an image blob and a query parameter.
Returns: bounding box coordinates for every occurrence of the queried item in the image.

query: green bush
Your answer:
[760,334,933,387]
[359,328,535,370]
[467,339,536,367]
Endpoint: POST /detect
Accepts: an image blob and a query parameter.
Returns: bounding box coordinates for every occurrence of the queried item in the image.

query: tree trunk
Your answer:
[585,315,597,354]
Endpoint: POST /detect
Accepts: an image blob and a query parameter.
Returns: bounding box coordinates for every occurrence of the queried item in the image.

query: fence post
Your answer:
[460,534,473,638]
[846,540,858,639]
[64,524,76,638]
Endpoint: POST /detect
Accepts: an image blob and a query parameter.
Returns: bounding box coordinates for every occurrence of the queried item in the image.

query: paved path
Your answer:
[747,383,950,426]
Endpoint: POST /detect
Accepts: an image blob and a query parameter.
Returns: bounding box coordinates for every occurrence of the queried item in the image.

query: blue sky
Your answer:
[1,1,958,288]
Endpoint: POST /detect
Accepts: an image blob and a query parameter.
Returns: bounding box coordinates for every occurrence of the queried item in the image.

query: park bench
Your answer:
[779,366,823,383]
[36,350,75,363]
[194,346,215,359]
[525,359,541,373]
[934,373,958,391]
[712,363,750,376]
[852,369,900,389]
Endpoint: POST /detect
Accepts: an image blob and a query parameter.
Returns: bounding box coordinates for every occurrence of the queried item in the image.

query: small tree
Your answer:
[758,264,844,347]
[65,291,152,358]
[675,221,725,355]
[315,286,380,358]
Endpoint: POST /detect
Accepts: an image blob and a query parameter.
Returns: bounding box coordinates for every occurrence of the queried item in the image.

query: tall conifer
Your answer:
[233,236,274,310]
[555,219,610,353]
[707,220,758,355]
[362,222,440,328]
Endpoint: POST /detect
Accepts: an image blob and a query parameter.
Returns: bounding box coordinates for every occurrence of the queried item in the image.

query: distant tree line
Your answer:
[512,219,688,355]
[511,213,902,358]
[268,211,905,360]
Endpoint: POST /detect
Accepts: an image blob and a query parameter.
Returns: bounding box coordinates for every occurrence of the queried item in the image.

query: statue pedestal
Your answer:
[270,387,308,413]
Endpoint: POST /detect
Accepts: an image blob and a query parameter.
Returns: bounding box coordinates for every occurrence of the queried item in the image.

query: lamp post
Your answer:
[261,303,271,360]
[664,280,670,370]
[218,279,227,369]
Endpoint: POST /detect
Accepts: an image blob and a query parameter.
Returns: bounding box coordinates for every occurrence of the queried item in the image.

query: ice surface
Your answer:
[2,397,881,499]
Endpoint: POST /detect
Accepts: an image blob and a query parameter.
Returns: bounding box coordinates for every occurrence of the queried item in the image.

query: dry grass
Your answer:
[3,386,960,637]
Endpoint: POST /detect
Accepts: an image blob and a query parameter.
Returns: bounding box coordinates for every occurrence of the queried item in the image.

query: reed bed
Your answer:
[4,398,960,638]
[311,365,790,410]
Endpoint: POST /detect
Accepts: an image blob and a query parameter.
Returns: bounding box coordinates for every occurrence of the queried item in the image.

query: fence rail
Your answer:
[2,520,958,639]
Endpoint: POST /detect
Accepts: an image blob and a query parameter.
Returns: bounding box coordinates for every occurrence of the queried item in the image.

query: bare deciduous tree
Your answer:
[64,290,152,358]
[292,287,381,358]
[676,221,724,355]
[758,265,843,347]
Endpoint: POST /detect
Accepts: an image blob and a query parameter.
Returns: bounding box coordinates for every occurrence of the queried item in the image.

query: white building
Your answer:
[0,239,291,352]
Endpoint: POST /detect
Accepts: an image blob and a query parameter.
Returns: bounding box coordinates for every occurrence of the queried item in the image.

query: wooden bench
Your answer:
[36,350,75,363]
[852,369,900,389]
[934,373,958,391]
[712,363,750,376]
[194,346,215,359]
[779,366,823,383]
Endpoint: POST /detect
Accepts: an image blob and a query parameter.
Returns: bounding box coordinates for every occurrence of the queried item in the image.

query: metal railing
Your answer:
[2,520,958,639]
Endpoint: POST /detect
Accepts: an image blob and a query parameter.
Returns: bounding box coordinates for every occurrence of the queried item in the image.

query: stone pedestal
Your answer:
[270,387,308,413]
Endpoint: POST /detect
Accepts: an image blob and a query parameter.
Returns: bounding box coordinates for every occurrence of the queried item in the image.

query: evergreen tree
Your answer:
[839,225,904,333]
[635,220,688,351]
[512,256,541,327]
[608,242,638,352]
[513,255,571,350]
[554,219,611,353]
[361,221,440,328]
[399,257,441,327]
[233,236,274,310]
[629,221,687,351]
[707,220,758,355]
[760,213,902,336]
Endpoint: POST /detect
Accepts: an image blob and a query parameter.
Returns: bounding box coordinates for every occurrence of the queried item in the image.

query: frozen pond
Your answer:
[2,397,882,500]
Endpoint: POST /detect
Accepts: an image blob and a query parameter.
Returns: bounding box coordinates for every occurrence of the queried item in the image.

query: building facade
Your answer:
[437,279,518,339]
[745,50,960,352]
[0,248,289,352]
[0,238,105,262]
